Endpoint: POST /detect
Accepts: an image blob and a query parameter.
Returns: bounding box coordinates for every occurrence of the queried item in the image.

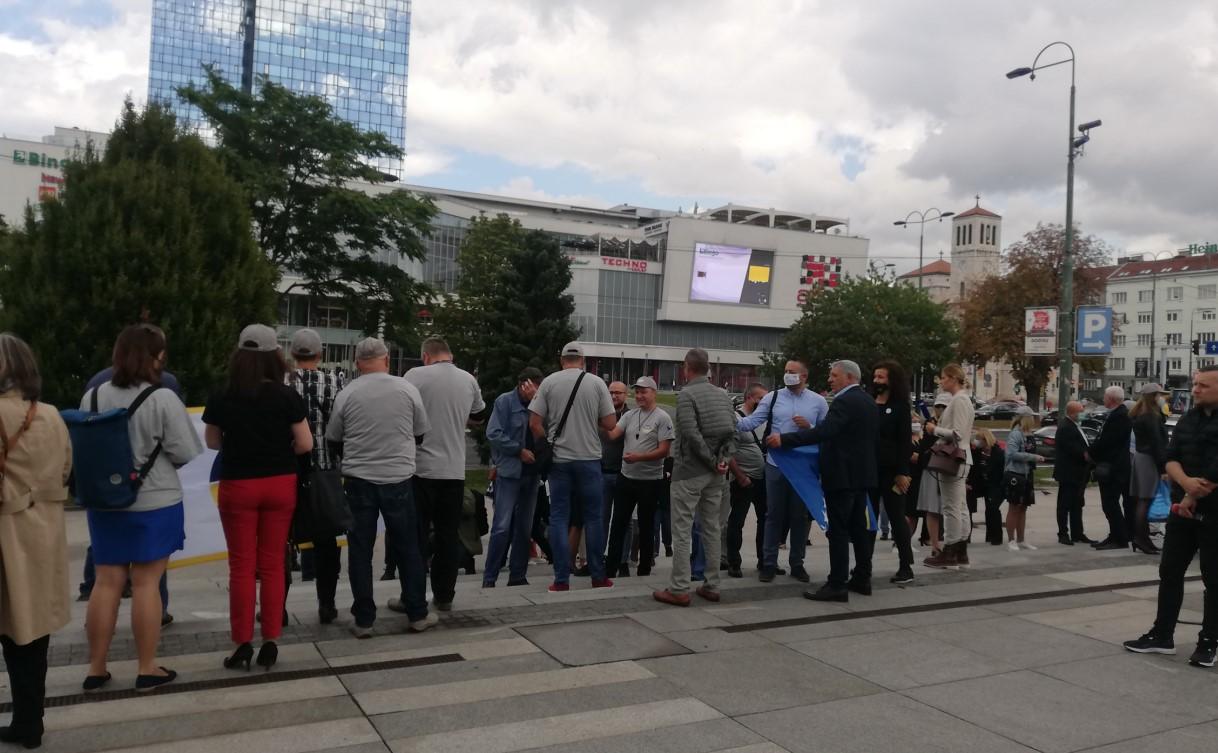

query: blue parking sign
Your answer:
[1206,341,1218,356]
[1075,306,1113,355]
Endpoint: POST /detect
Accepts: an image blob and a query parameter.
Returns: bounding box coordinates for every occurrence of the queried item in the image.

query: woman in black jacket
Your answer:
[871,361,915,583]
[1129,386,1170,554]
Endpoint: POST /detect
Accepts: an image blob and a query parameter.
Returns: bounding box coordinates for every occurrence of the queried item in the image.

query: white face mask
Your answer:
[783,373,802,387]
[1157,397,1167,408]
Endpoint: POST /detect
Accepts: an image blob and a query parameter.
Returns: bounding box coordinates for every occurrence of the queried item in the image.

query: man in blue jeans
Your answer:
[326,338,438,638]
[529,343,619,592]
[483,368,545,587]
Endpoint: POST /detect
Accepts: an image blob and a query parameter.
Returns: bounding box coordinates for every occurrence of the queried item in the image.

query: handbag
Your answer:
[533,372,587,477]
[927,437,967,476]
[294,467,351,543]
[1148,479,1172,523]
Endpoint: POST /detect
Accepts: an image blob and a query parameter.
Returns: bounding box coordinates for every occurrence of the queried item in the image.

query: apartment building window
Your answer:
[1137,334,1152,347]
[1201,332,1217,343]
[1201,309,1216,321]
[1167,286,1184,301]
[1169,358,1183,371]
[1119,312,1129,324]
[1113,335,1127,347]
[1167,311,1180,322]
[1137,312,1152,324]
[1110,291,1127,304]
[1108,357,1125,371]
[1167,333,1183,345]
[1200,358,1216,367]
[1200,284,1217,300]
[1139,290,1154,303]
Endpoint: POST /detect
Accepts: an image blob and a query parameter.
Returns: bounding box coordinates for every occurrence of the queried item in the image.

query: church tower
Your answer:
[948,196,1002,303]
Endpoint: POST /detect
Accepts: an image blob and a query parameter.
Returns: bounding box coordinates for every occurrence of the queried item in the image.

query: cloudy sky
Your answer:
[4,0,1217,272]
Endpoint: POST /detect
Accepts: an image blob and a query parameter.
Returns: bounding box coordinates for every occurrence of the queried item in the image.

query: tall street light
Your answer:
[894,208,955,289]
[1007,41,1101,412]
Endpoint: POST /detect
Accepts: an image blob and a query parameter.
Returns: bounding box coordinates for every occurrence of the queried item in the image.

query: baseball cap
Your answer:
[237,324,280,352]
[354,337,389,361]
[633,376,658,390]
[518,366,544,383]
[1139,383,1170,396]
[290,328,323,359]
[561,342,584,358]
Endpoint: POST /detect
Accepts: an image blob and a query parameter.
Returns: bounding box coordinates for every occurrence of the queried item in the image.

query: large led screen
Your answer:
[689,243,774,306]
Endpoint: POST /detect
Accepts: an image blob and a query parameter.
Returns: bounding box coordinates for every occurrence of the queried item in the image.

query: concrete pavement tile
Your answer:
[876,605,1002,628]
[628,608,730,633]
[986,590,1137,616]
[1018,601,1204,647]
[1046,564,1162,587]
[911,616,1122,668]
[837,585,951,611]
[716,745,791,753]
[385,698,722,753]
[516,617,690,666]
[357,660,653,714]
[1037,654,1218,724]
[702,597,850,626]
[664,628,772,653]
[96,717,380,753]
[790,629,1017,690]
[755,616,895,644]
[316,626,521,659]
[1019,599,1160,627]
[905,670,1192,753]
[341,652,561,693]
[516,718,763,753]
[371,677,686,740]
[640,645,881,716]
[1083,720,1218,753]
[330,745,391,753]
[326,636,538,668]
[524,585,655,604]
[917,575,1074,601]
[1113,581,1204,600]
[740,692,1036,753]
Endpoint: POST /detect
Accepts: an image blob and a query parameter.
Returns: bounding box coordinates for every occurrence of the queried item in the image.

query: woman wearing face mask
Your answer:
[1128,384,1170,555]
[914,395,950,555]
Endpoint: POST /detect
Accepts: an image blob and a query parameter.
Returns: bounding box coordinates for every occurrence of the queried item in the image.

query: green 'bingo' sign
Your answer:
[11,150,71,169]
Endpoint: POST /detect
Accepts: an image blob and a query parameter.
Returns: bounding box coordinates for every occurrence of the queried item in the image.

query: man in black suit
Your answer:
[1054,401,1094,545]
[771,360,878,602]
[1087,387,1133,550]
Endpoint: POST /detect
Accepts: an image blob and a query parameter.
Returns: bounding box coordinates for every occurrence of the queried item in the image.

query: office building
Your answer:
[148,0,412,175]
[0,127,109,222]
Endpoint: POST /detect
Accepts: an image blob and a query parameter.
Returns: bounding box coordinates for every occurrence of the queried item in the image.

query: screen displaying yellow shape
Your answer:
[747,265,771,283]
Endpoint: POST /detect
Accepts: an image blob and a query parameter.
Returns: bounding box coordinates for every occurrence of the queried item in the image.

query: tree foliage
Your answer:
[958,222,1111,409]
[777,270,959,390]
[0,101,278,406]
[435,214,580,402]
[177,69,436,343]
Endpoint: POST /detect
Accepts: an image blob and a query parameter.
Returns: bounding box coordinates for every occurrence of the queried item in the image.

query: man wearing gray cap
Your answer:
[529,342,619,591]
[603,376,675,577]
[327,337,436,636]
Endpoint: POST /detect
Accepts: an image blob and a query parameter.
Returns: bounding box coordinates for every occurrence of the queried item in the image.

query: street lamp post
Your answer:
[893,208,955,290]
[1147,250,1177,382]
[1007,42,1101,413]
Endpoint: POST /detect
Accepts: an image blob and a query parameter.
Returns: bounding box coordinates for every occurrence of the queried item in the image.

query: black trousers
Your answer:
[1,634,49,735]
[726,475,767,568]
[875,483,914,568]
[414,477,465,606]
[1056,483,1086,539]
[984,490,1005,544]
[1153,513,1218,641]
[606,476,662,572]
[826,489,874,588]
[312,536,342,607]
[1099,475,1130,545]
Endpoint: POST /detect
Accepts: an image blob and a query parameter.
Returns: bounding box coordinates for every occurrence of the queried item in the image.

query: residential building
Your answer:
[897,258,952,304]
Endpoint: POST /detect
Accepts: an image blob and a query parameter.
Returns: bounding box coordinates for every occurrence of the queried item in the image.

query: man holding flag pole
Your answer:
[769,360,879,602]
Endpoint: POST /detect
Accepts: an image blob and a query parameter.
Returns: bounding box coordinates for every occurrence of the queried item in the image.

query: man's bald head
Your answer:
[1066,401,1084,420]
[609,381,628,409]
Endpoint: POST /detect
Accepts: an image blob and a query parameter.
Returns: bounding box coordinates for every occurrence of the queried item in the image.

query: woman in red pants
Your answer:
[203,324,312,671]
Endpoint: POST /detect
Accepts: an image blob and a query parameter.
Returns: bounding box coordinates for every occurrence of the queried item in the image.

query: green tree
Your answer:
[178,69,436,343]
[958,222,1110,410]
[777,271,959,390]
[436,213,580,401]
[0,101,277,406]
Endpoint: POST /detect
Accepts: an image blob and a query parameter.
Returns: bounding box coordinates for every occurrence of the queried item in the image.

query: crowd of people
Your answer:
[0,325,1215,749]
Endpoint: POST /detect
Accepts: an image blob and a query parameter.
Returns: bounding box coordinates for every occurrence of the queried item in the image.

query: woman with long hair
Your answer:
[83,325,202,693]
[0,334,72,749]
[871,359,915,583]
[923,364,975,569]
[203,325,312,671]
[914,394,949,555]
[1128,384,1170,554]
[1003,410,1045,550]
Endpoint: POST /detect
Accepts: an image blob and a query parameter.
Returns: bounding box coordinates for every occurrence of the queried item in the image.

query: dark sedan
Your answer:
[1029,424,1100,463]
[975,401,1024,421]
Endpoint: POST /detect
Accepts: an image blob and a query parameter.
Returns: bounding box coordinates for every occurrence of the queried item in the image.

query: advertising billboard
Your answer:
[690,242,774,306]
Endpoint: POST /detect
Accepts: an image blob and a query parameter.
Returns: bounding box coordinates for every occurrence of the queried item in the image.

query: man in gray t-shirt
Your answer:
[726,382,770,576]
[602,377,674,576]
[327,338,435,636]
[403,337,488,611]
[529,343,618,590]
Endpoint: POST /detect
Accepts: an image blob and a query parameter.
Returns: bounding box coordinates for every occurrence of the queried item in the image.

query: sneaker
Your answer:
[350,624,374,639]
[775,567,788,576]
[76,592,91,603]
[591,578,615,589]
[573,564,591,577]
[1007,541,1020,552]
[653,589,691,607]
[890,568,914,585]
[482,581,496,588]
[1189,640,1217,668]
[506,579,529,587]
[728,567,743,578]
[160,613,174,628]
[547,582,570,593]
[386,597,408,614]
[922,548,957,570]
[695,585,721,602]
[1019,542,1038,551]
[789,566,811,583]
[433,601,453,612]
[758,567,775,583]
[319,604,338,625]
[379,569,396,582]
[1123,632,1175,655]
[408,613,439,633]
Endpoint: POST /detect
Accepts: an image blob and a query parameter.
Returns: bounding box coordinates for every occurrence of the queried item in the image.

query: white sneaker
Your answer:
[409,612,439,633]
[1007,541,1020,552]
[1019,542,1038,551]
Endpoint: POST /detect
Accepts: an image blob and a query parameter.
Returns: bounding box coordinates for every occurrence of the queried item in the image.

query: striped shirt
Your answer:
[289,368,344,470]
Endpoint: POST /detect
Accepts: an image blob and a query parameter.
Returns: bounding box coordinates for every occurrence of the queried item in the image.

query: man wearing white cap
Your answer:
[603,376,674,577]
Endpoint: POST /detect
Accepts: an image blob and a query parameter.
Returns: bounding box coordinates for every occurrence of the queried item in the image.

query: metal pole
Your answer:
[1150,270,1158,378]
[918,224,925,290]
[1058,81,1077,413]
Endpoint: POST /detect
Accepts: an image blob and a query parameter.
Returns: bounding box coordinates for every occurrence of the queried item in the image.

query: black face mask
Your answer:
[871,383,889,396]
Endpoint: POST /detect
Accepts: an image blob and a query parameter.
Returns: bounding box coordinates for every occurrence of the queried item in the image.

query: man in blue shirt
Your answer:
[737,360,829,582]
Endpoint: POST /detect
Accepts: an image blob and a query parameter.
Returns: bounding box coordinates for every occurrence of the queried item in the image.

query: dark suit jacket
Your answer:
[1052,419,1091,486]
[1089,404,1132,477]
[780,385,878,492]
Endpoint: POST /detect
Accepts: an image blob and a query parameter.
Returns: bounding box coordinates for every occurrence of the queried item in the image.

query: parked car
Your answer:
[975,400,1024,421]
[1029,424,1100,463]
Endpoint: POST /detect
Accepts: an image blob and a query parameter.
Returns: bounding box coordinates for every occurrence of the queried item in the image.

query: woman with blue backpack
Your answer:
[75,324,202,694]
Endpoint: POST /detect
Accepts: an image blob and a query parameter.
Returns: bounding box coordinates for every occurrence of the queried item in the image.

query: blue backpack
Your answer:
[61,385,165,510]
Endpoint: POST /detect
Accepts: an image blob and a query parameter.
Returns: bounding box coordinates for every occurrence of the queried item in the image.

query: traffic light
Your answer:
[1193,339,1202,355]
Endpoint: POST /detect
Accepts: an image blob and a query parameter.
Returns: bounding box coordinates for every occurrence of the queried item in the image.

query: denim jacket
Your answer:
[1004,427,1038,476]
[487,389,530,479]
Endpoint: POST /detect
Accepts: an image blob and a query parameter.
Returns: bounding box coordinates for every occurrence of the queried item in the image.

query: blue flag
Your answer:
[768,445,878,533]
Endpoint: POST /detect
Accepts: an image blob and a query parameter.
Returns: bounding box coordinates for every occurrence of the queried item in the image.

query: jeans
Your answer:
[1153,513,1217,641]
[413,477,465,606]
[483,474,540,585]
[653,481,673,556]
[602,472,634,565]
[726,475,767,569]
[669,471,726,595]
[762,464,808,571]
[826,489,874,588]
[81,546,170,617]
[218,474,298,643]
[607,476,662,573]
[548,460,607,584]
[1056,483,1087,540]
[346,476,428,625]
[1099,475,1130,544]
[691,518,706,580]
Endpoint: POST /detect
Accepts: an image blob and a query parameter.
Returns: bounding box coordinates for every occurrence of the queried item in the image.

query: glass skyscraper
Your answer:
[148,0,412,175]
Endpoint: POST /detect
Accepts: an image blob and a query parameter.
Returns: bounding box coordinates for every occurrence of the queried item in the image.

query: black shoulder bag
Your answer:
[293,374,351,543]
[533,372,586,477]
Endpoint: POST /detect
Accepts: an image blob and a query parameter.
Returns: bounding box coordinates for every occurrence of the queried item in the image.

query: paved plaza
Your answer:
[3,487,1212,753]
